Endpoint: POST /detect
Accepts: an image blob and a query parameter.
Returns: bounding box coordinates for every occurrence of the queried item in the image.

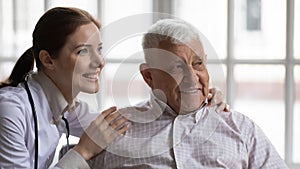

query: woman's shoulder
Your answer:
[0,85,29,118]
[0,85,27,101]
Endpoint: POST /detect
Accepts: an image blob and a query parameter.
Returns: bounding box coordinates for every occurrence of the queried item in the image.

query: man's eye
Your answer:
[168,64,184,74]
[77,49,88,55]
[175,64,184,69]
[194,61,202,66]
[193,59,204,66]
[193,60,205,70]
[97,46,102,55]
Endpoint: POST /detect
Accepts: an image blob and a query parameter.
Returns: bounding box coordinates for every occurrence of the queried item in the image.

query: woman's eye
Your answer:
[77,49,88,55]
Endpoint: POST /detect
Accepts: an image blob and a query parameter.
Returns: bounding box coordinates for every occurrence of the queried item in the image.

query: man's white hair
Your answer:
[142,18,200,49]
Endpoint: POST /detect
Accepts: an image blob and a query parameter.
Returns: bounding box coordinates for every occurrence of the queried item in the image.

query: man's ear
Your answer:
[39,50,55,70]
[140,63,154,88]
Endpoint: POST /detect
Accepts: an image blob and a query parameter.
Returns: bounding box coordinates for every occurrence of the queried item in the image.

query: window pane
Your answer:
[294,66,300,163]
[295,0,300,59]
[174,0,227,59]
[0,61,15,81]
[234,0,286,59]
[0,0,44,57]
[102,0,152,26]
[104,35,144,60]
[99,63,149,110]
[207,64,227,95]
[234,65,285,158]
[47,0,98,17]
[101,0,152,60]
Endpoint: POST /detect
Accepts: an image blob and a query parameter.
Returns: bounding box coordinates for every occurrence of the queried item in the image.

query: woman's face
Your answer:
[52,23,104,98]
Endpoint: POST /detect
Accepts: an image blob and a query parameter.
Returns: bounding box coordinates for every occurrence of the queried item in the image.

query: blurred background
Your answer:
[0,0,299,168]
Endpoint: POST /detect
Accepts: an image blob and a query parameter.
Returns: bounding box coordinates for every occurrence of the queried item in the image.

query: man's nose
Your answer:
[182,66,199,85]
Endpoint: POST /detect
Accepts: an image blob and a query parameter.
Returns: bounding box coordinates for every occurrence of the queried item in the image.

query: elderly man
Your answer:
[88,19,288,169]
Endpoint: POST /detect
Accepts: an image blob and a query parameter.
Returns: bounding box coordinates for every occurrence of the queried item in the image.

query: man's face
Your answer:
[142,39,209,115]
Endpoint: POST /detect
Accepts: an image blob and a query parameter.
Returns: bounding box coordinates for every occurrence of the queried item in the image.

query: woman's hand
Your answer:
[73,106,130,160]
[207,88,230,113]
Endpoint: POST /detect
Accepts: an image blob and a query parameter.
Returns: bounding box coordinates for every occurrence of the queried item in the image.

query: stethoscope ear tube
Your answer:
[24,74,39,169]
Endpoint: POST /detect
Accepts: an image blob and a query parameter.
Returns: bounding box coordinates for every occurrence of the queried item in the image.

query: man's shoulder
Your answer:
[208,107,257,136]
[119,99,164,124]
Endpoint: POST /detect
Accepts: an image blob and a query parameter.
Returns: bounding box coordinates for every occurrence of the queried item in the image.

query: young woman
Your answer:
[0,7,130,168]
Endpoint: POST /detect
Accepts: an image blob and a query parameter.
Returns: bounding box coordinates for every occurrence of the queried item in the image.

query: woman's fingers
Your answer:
[216,102,226,113]
[89,108,129,142]
[208,87,230,112]
[109,116,128,130]
[108,122,131,141]
[76,106,131,160]
[117,122,131,135]
[208,87,221,106]
[225,104,230,112]
[102,106,117,116]
[104,110,123,125]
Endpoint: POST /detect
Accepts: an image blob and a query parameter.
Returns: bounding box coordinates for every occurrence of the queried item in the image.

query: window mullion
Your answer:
[285,0,295,165]
[152,0,173,22]
[44,0,49,11]
[226,0,235,106]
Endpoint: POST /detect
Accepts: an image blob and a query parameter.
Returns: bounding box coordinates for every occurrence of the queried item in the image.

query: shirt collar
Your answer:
[32,71,79,124]
[150,92,208,123]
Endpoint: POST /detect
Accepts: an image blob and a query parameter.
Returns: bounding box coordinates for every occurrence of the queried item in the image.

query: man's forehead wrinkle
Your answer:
[171,44,205,61]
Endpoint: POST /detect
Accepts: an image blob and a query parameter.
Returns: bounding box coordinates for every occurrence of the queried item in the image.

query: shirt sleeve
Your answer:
[246,120,289,169]
[0,96,31,168]
[54,149,90,169]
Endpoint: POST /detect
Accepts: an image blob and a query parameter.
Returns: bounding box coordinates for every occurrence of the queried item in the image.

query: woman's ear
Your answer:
[140,63,154,88]
[39,50,54,70]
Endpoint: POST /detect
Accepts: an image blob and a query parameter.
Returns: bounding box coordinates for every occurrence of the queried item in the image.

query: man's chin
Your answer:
[178,104,202,115]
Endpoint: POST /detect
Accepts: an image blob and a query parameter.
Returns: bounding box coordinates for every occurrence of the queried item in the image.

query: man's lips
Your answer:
[180,88,201,94]
[82,72,99,80]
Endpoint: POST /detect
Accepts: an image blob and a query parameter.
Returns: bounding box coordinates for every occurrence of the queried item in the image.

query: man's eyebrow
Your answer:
[194,54,206,60]
[167,59,185,66]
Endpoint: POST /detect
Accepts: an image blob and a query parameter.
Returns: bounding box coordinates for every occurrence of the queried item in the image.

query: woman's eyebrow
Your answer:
[74,44,92,49]
[74,42,102,49]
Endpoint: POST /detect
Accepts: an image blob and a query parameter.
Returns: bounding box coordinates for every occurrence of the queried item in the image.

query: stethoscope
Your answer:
[23,74,70,169]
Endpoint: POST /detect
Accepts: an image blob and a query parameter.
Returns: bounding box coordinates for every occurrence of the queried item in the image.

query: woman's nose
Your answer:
[91,51,105,68]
